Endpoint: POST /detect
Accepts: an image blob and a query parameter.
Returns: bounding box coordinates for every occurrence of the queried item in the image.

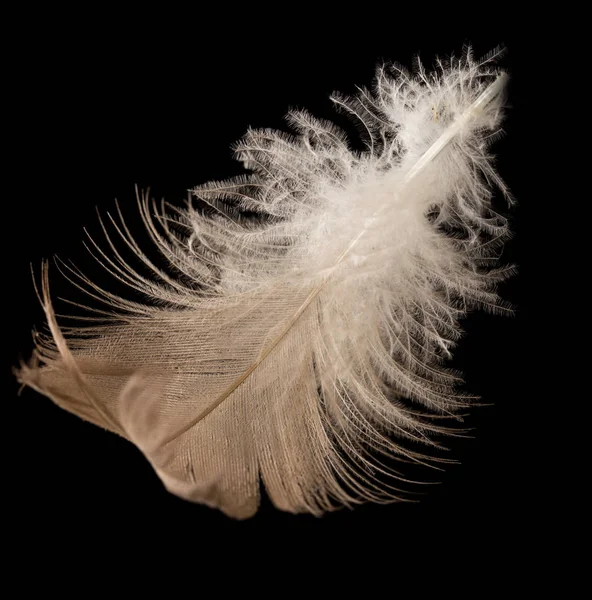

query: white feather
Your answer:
[18,48,513,518]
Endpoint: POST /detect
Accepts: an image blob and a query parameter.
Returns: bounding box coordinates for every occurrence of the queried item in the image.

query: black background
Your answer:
[6,9,533,558]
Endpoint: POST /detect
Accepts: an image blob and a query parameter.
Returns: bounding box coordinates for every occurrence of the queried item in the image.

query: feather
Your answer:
[17,47,513,518]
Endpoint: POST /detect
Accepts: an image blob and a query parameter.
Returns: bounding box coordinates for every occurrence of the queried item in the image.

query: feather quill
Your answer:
[17,48,512,518]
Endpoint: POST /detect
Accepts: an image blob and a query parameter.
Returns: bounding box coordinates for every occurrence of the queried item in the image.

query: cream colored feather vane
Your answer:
[18,48,512,518]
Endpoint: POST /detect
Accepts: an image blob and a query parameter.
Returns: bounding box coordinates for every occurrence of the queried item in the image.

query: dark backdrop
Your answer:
[6,9,531,557]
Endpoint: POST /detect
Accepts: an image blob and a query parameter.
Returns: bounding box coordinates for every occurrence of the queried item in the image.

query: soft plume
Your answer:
[18,48,513,518]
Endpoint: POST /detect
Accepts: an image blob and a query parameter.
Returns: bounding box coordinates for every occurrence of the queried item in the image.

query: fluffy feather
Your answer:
[18,48,512,518]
